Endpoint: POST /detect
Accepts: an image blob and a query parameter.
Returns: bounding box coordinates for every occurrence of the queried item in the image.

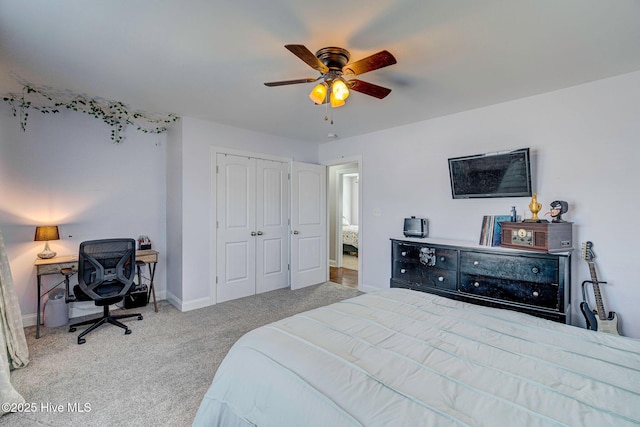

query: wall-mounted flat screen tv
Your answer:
[448,148,532,199]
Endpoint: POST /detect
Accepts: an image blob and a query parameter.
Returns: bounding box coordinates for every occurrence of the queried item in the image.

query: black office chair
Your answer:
[64,238,143,344]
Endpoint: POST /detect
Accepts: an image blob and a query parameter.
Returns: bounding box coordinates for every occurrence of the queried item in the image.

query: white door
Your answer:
[217,154,256,302]
[255,160,289,293]
[291,161,327,289]
[217,154,290,302]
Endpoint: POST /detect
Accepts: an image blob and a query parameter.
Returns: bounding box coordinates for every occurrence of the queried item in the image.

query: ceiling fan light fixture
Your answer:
[329,92,345,108]
[332,79,350,101]
[309,82,328,104]
[266,44,396,117]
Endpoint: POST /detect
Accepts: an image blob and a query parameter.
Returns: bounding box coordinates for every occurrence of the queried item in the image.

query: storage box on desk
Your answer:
[124,284,148,309]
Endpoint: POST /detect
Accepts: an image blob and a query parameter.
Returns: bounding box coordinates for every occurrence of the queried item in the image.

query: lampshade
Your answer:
[309,82,328,104]
[34,225,59,259]
[34,225,60,242]
[331,79,350,102]
[330,92,345,108]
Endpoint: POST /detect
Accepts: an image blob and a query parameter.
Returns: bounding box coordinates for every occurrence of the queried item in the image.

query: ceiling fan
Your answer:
[264,44,397,108]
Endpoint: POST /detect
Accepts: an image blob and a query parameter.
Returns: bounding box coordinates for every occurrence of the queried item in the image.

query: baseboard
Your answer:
[69,302,104,318]
[165,291,211,312]
[21,313,38,328]
[22,302,113,327]
[22,290,169,328]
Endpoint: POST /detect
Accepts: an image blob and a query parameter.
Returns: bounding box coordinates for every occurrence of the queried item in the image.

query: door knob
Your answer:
[250,231,257,236]
[293,230,300,235]
[256,231,263,236]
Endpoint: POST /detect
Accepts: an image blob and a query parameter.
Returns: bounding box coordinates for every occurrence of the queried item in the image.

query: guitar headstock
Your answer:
[582,241,595,262]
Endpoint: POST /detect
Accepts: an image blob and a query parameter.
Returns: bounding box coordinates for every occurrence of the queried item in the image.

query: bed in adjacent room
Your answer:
[342,224,359,255]
[194,289,640,427]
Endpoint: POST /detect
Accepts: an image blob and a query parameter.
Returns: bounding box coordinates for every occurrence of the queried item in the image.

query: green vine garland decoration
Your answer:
[2,83,179,143]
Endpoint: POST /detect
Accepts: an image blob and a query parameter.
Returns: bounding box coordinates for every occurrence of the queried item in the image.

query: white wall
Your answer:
[343,176,353,225]
[342,175,359,225]
[319,70,640,338]
[166,119,183,301]
[0,107,167,325]
[165,117,317,310]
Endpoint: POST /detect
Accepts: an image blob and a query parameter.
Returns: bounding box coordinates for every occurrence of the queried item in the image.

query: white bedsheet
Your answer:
[194,289,640,427]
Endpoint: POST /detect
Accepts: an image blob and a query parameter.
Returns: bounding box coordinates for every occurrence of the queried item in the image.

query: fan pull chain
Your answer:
[324,91,329,121]
[321,89,334,124]
[330,94,334,125]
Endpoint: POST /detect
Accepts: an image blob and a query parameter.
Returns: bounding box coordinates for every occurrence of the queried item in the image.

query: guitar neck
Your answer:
[587,261,607,320]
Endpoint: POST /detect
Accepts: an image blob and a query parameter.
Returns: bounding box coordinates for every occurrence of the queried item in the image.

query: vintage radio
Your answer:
[403,216,428,238]
[499,222,572,252]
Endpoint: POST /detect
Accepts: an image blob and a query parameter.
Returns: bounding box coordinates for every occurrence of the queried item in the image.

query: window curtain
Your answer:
[0,228,28,414]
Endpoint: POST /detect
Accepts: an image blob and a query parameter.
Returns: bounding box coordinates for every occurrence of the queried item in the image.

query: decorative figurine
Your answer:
[547,200,569,223]
[525,193,547,222]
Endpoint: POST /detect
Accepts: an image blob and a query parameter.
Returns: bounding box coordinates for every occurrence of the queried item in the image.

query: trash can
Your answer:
[44,288,69,327]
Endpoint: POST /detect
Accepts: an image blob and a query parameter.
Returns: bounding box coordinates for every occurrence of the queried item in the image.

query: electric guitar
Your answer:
[580,241,620,335]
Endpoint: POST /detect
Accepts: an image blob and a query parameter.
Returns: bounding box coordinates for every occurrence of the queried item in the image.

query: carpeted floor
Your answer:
[3,282,361,427]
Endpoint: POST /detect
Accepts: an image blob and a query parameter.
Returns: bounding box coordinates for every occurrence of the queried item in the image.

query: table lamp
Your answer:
[35,225,59,259]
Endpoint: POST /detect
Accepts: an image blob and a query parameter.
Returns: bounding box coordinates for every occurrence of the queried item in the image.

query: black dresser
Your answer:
[390,238,571,323]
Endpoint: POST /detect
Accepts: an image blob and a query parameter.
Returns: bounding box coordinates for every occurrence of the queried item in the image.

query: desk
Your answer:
[34,249,159,339]
[135,249,159,313]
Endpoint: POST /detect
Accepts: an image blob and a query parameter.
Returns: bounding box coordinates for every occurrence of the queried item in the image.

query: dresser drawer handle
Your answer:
[401,251,407,256]
[438,276,444,282]
[400,269,406,274]
[532,291,539,297]
[473,282,480,287]
[531,267,540,274]
[440,257,445,262]
[473,261,479,266]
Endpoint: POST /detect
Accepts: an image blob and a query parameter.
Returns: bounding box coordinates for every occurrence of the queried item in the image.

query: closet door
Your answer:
[217,155,290,302]
[216,154,257,302]
[255,159,289,293]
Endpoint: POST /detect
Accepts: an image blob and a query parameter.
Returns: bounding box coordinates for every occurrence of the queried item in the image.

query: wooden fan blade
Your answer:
[343,50,397,76]
[285,44,329,74]
[349,79,392,99]
[264,78,318,87]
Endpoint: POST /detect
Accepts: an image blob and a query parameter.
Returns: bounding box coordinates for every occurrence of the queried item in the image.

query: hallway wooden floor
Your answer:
[330,266,358,288]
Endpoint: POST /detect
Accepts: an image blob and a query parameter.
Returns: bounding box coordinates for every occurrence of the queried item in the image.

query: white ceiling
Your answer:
[1,0,639,143]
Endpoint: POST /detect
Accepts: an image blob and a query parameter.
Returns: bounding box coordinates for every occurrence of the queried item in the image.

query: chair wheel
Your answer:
[125,329,132,335]
[137,315,143,320]
[78,338,86,345]
[69,327,76,333]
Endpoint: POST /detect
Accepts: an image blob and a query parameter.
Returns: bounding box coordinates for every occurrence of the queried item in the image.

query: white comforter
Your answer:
[194,289,640,426]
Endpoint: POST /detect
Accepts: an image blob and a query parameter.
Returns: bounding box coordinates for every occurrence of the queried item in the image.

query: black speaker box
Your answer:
[124,285,148,309]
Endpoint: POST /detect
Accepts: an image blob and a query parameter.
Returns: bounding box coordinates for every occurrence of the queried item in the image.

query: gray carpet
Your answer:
[2,282,362,427]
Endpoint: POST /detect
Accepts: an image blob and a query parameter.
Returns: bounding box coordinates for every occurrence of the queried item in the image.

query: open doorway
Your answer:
[328,162,359,288]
